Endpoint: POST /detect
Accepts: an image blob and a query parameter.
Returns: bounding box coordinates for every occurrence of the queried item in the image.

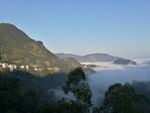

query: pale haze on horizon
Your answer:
[0,0,150,59]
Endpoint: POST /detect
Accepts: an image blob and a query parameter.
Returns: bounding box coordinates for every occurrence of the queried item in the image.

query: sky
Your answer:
[0,0,150,58]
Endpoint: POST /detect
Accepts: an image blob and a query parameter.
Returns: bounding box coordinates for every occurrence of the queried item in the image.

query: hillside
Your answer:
[56,53,136,63]
[113,58,137,65]
[0,23,81,73]
[56,53,119,62]
[80,53,119,62]
[57,53,120,62]
[56,53,81,60]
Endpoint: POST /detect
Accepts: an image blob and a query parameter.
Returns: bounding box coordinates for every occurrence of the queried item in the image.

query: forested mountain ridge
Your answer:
[56,53,137,65]
[0,23,82,74]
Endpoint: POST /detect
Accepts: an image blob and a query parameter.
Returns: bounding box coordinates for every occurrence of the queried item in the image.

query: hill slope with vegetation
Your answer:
[56,53,137,65]
[0,23,81,74]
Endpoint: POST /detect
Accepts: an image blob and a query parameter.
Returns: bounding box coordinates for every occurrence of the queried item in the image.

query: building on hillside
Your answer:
[34,68,37,71]
[84,65,88,68]
[20,65,29,70]
[8,64,17,71]
[25,65,29,70]
[2,63,8,68]
[20,65,25,69]
[48,67,60,72]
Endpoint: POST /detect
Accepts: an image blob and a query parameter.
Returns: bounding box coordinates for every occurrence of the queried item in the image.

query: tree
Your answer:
[0,72,44,113]
[0,74,20,113]
[99,83,149,113]
[63,67,92,113]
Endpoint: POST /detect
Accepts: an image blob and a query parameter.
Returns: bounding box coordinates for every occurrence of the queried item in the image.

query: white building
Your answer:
[25,65,29,70]
[2,63,8,68]
[34,68,38,71]
[8,64,17,71]
[20,65,25,69]
[20,65,29,70]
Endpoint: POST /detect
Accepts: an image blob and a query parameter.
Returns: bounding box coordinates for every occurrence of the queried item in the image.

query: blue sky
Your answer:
[0,0,150,58]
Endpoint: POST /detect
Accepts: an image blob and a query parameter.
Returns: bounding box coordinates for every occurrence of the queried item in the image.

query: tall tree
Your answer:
[99,83,149,113]
[63,67,92,113]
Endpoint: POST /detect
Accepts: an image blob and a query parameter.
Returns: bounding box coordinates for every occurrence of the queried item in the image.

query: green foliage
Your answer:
[1,68,149,113]
[0,72,44,113]
[55,98,91,113]
[132,81,150,113]
[63,67,92,113]
[99,83,148,113]
[68,67,86,84]
[0,69,92,113]
[0,71,68,113]
[0,74,19,113]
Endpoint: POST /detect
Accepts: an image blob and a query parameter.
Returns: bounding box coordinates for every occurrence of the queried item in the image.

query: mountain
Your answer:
[0,23,81,74]
[56,53,81,60]
[113,59,137,65]
[80,53,119,62]
[56,53,137,65]
[57,53,119,62]
[57,56,95,74]
[143,60,150,65]
[60,57,83,70]
[56,53,119,62]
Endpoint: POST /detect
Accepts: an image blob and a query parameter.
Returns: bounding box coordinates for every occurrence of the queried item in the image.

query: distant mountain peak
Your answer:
[56,53,118,62]
[56,53,137,65]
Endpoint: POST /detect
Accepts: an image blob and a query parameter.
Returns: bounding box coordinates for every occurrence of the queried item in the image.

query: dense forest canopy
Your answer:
[0,69,149,113]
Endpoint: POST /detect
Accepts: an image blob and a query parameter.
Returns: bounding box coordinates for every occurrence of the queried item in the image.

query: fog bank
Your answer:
[87,65,150,106]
